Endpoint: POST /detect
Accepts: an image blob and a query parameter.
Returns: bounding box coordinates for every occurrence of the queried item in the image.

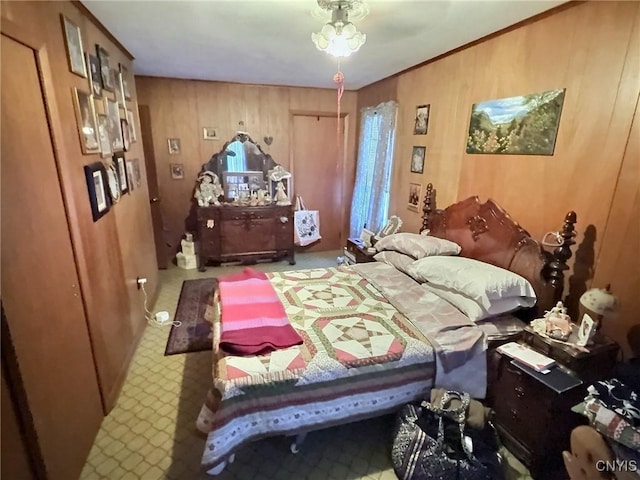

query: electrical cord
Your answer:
[140,282,181,327]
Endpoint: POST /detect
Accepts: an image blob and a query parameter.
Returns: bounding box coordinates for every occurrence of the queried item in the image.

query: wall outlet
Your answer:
[136,277,147,290]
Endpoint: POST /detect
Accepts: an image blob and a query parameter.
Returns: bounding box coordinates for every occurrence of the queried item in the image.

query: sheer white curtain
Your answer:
[349,101,398,238]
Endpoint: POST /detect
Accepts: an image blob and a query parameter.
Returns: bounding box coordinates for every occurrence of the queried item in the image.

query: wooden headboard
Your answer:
[420,183,577,316]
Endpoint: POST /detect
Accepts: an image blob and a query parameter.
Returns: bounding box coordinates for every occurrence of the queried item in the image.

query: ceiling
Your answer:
[82,0,566,91]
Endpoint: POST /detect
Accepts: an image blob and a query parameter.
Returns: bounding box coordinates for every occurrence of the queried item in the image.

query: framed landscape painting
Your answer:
[466,88,566,155]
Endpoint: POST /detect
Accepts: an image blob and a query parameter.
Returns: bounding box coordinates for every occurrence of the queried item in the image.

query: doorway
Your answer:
[291,114,345,251]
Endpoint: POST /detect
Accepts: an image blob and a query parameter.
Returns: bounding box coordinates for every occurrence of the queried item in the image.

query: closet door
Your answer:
[1,35,103,480]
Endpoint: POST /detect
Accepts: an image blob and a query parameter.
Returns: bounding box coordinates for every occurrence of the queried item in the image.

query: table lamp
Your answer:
[578,284,619,333]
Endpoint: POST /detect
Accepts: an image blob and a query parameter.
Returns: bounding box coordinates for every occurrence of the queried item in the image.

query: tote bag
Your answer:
[293,196,321,247]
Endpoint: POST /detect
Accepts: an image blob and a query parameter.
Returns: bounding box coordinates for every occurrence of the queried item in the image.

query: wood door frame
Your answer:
[1,19,104,409]
[289,111,350,248]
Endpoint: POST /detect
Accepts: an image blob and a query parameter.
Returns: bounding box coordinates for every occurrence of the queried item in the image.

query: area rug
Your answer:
[164,278,217,355]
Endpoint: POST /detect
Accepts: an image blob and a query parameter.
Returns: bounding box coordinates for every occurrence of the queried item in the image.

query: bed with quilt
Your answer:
[196,183,577,475]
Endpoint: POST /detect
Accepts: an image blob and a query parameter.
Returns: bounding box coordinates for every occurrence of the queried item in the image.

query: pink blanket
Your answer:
[218,267,303,356]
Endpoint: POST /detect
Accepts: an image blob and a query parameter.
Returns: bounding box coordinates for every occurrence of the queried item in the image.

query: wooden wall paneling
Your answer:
[1,1,158,414]
[1,32,103,479]
[591,93,640,358]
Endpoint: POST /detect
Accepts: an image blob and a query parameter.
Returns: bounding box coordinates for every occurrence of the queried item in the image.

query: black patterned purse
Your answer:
[391,390,503,480]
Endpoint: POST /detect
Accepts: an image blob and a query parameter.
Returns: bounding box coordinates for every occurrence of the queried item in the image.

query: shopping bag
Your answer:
[293,196,321,247]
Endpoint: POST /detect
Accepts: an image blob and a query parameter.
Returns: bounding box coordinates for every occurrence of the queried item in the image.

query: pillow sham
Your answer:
[373,251,415,275]
[422,283,535,322]
[406,256,536,310]
[374,232,461,259]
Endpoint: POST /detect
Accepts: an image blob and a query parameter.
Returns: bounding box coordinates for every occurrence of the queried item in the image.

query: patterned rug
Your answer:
[164,278,217,355]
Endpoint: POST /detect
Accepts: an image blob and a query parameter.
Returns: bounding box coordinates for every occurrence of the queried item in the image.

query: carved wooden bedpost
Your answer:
[422,183,436,232]
[548,211,577,303]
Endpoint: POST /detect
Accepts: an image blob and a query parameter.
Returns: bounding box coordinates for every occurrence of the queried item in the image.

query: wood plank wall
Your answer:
[358,1,640,356]
[135,77,358,256]
[1,1,159,411]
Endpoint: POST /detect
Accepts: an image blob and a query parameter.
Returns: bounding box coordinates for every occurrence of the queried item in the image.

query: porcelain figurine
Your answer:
[275,181,291,206]
[194,171,223,206]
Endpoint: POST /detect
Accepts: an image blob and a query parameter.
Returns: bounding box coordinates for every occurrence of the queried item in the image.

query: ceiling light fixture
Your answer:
[311,0,367,58]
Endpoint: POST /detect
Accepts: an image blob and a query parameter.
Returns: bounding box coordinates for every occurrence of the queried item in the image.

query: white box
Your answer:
[181,239,195,256]
[176,252,197,270]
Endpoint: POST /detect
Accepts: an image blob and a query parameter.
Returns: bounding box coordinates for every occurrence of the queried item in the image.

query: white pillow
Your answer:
[422,283,535,322]
[374,232,461,259]
[406,256,536,310]
[373,251,415,275]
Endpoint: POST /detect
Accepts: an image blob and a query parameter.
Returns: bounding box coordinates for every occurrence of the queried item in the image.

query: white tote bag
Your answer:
[293,196,321,246]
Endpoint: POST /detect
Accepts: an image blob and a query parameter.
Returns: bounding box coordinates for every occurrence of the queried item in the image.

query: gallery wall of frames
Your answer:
[1,0,160,432]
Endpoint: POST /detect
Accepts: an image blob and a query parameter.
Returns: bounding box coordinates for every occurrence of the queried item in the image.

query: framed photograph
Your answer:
[132,158,142,188]
[408,182,421,211]
[84,162,110,221]
[126,109,137,142]
[119,64,132,100]
[106,160,120,204]
[86,53,102,98]
[61,15,87,78]
[96,44,113,91]
[72,88,100,154]
[96,114,112,157]
[170,163,184,180]
[223,171,265,201]
[410,146,426,174]
[577,313,596,347]
[359,228,375,248]
[104,98,123,151]
[413,104,430,135]
[121,118,131,152]
[203,127,219,140]
[113,152,129,195]
[111,69,125,108]
[168,138,181,155]
[126,160,136,191]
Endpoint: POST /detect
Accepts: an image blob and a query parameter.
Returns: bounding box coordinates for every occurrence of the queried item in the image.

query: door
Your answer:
[139,104,169,268]
[292,115,344,251]
[1,35,103,480]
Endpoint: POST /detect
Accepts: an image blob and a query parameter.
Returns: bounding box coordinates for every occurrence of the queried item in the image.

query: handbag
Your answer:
[391,390,503,480]
[293,196,321,247]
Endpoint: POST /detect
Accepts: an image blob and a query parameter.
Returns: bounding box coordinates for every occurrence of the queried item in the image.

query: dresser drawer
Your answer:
[220,207,271,221]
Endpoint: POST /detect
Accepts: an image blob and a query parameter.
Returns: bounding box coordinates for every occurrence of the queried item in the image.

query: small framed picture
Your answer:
[72,87,100,154]
[113,69,126,108]
[168,138,181,155]
[96,44,113,91]
[61,15,87,78]
[411,146,426,174]
[96,114,112,157]
[413,104,430,135]
[113,152,129,195]
[126,109,137,142]
[104,98,123,152]
[170,163,184,180]
[84,162,110,221]
[86,53,102,98]
[203,127,219,140]
[359,228,375,248]
[119,64,132,100]
[126,160,136,191]
[577,313,596,347]
[121,118,131,152]
[132,158,142,188]
[408,182,421,211]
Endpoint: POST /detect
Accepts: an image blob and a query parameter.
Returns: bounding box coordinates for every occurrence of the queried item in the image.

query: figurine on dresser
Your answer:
[194,171,223,206]
[531,301,572,340]
[275,181,291,206]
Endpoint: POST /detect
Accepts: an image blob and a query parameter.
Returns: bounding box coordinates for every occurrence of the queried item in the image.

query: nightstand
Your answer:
[487,331,619,479]
[344,238,376,264]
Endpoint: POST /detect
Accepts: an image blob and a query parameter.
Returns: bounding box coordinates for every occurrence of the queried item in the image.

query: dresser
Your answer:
[196,204,295,269]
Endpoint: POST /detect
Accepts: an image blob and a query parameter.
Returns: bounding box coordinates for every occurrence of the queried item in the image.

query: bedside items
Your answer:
[344,238,376,264]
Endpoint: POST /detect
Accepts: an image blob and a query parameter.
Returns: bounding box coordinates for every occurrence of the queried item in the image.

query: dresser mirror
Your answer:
[201,133,278,202]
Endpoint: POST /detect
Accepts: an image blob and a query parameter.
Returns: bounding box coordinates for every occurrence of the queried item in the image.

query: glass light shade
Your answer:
[311,21,366,58]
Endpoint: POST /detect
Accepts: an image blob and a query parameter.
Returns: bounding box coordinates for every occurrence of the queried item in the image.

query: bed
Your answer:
[196,183,577,475]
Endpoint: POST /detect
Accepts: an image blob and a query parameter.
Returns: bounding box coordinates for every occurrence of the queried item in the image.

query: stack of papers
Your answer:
[497,342,556,373]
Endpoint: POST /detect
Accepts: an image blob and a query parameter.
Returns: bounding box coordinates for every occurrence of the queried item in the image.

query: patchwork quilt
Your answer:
[197,265,474,470]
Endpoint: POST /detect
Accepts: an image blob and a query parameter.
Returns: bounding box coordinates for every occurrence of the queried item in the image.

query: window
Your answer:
[349,101,398,238]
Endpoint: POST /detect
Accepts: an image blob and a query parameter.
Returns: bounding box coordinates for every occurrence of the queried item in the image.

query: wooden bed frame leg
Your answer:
[206,454,235,476]
[290,432,307,454]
